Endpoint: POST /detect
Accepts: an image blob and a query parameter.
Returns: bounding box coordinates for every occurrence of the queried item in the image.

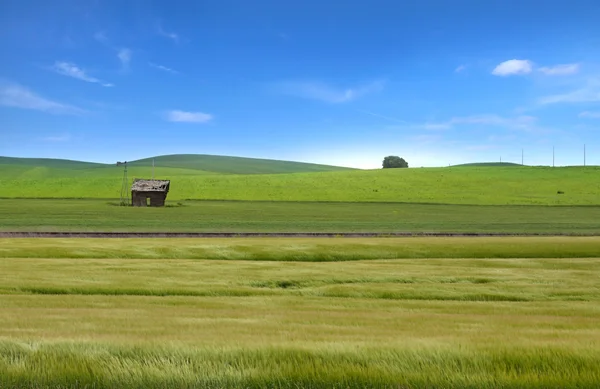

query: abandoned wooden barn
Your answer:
[131,179,170,207]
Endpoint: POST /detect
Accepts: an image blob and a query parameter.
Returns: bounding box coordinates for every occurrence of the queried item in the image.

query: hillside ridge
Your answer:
[451,162,522,167]
[0,154,354,175]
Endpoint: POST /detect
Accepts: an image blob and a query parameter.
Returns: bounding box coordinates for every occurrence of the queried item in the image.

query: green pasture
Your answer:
[2,199,600,233]
[1,237,599,388]
[1,155,599,205]
[1,236,600,261]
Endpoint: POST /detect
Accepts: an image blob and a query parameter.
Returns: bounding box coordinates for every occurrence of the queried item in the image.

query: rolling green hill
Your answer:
[129,154,354,174]
[1,159,599,205]
[0,157,104,169]
[0,154,353,175]
[452,162,522,167]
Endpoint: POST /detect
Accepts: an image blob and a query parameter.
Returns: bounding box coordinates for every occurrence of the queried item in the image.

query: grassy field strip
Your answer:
[1,295,599,347]
[2,165,600,205]
[1,295,600,388]
[2,341,599,388]
[1,255,600,302]
[1,236,600,261]
[3,199,600,234]
[2,238,600,387]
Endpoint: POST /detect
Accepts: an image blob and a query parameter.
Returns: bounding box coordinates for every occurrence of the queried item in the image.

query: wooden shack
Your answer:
[131,179,170,207]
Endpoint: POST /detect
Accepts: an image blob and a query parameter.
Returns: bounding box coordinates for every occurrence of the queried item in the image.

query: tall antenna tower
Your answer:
[117,161,130,206]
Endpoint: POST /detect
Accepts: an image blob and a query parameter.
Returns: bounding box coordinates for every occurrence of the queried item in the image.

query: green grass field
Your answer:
[1,237,599,388]
[2,155,599,386]
[1,155,599,205]
[2,199,600,233]
[2,236,600,262]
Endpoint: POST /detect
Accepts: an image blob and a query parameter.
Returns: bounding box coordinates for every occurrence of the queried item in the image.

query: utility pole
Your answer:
[117,161,129,206]
[553,146,555,167]
[521,148,524,165]
[152,158,155,180]
[584,144,586,166]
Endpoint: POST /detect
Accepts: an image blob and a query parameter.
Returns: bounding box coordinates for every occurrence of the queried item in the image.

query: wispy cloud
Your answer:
[117,48,132,70]
[93,32,133,72]
[455,65,467,73]
[93,31,109,44]
[149,62,179,74]
[165,110,213,123]
[488,134,517,142]
[0,82,85,115]
[40,134,71,142]
[158,24,179,43]
[419,122,453,130]
[579,111,600,118]
[52,61,113,87]
[358,109,408,124]
[538,63,580,76]
[415,114,544,132]
[492,59,534,76]
[410,134,443,143]
[273,80,385,103]
[539,78,600,105]
[464,144,496,152]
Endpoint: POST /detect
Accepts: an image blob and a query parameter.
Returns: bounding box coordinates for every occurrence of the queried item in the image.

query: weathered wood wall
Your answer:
[131,191,167,207]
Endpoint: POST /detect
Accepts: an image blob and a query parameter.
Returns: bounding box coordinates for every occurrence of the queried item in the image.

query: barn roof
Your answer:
[131,179,170,192]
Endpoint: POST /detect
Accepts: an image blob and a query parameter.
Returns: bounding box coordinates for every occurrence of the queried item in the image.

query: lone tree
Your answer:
[382,156,409,169]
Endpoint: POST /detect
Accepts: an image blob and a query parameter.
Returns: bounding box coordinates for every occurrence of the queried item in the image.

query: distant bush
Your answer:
[382,156,409,168]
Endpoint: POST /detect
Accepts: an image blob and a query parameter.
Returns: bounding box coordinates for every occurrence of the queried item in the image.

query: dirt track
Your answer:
[0,232,596,238]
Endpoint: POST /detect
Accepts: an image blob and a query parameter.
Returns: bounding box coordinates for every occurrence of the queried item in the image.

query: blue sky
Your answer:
[1,0,599,168]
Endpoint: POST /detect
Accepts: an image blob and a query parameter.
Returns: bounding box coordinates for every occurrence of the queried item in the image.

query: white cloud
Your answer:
[40,134,71,142]
[488,134,517,142]
[357,110,408,124]
[273,80,385,103]
[465,144,496,151]
[158,25,179,43]
[410,134,443,143]
[93,31,109,44]
[420,122,452,130]
[579,111,600,118]
[166,110,213,123]
[52,61,113,87]
[492,59,534,76]
[118,48,132,69]
[539,79,600,104]
[149,62,179,74]
[0,82,85,115]
[455,65,467,73]
[538,63,580,76]
[415,114,542,132]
